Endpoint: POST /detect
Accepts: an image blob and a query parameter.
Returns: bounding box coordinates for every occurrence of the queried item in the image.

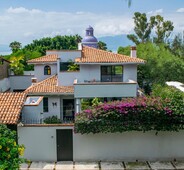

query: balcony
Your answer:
[74,79,137,98]
[21,117,74,125]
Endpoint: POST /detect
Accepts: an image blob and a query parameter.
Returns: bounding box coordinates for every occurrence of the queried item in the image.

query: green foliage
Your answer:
[44,116,61,124]
[127,12,155,45]
[152,15,174,44]
[98,41,108,51]
[9,41,22,53]
[75,96,184,134]
[24,35,82,55]
[117,46,130,55]
[128,12,174,45]
[0,124,25,170]
[67,60,79,71]
[137,42,184,87]
[151,84,184,115]
[170,33,184,59]
[9,55,25,75]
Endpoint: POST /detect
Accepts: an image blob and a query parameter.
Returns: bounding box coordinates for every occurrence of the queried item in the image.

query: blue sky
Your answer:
[0,0,184,45]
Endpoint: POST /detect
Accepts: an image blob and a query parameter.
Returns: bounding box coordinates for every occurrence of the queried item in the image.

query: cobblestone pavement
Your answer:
[20,160,184,170]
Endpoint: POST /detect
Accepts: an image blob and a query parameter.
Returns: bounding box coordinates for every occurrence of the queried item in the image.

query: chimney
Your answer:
[78,43,82,50]
[130,46,137,58]
[31,77,37,85]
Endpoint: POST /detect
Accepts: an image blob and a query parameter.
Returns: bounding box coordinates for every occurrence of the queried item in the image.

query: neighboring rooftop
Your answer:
[75,46,145,64]
[0,92,26,124]
[25,75,74,94]
[166,81,184,92]
[28,54,58,64]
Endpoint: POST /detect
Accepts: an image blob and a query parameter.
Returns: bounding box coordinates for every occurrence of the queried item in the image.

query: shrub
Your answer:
[74,96,184,134]
[44,116,61,124]
[0,124,25,170]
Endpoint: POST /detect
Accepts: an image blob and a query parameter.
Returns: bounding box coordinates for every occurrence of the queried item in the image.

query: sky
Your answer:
[0,0,184,46]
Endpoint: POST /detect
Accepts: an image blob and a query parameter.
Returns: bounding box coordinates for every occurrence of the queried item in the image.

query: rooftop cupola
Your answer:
[81,26,98,48]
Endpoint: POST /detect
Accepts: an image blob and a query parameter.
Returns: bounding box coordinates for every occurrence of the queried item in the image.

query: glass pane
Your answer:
[114,66,123,75]
[60,62,70,71]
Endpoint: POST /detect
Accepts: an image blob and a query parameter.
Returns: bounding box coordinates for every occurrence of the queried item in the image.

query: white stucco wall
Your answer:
[58,72,80,86]
[0,78,10,92]
[18,126,73,161]
[79,65,101,82]
[74,83,137,98]
[34,64,57,82]
[9,75,34,91]
[22,101,43,124]
[43,96,61,119]
[47,51,81,62]
[123,65,137,82]
[18,127,184,161]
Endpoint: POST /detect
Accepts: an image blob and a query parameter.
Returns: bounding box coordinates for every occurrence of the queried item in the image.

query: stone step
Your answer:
[101,161,124,170]
[29,162,55,170]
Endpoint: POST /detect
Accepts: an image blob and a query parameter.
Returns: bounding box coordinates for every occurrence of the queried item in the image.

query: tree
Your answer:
[152,15,174,44]
[9,41,22,53]
[127,12,155,45]
[170,33,184,59]
[0,124,25,170]
[117,46,130,55]
[98,41,108,51]
[10,55,25,75]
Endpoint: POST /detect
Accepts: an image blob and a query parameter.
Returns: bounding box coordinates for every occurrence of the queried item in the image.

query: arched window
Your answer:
[44,65,51,75]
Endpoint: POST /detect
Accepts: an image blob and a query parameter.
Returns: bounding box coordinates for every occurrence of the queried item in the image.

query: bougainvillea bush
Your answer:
[74,96,184,134]
[0,124,25,170]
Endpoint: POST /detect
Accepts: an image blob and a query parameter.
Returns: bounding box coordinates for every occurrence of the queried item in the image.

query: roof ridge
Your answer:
[82,45,132,58]
[28,54,58,63]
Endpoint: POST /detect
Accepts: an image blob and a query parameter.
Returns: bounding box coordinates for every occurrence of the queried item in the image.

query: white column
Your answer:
[75,98,81,113]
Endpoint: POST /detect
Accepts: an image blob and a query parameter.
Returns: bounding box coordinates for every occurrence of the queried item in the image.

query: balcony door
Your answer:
[101,65,123,82]
[63,99,74,122]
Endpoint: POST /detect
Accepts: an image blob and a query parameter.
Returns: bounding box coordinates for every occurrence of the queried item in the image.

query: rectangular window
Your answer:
[101,66,123,82]
[60,62,70,71]
[43,97,48,112]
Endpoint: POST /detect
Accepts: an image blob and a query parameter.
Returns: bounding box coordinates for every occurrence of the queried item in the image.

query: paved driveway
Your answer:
[20,160,184,170]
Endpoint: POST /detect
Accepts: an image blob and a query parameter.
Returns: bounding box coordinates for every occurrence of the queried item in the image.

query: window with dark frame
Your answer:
[43,97,48,112]
[44,65,51,75]
[101,65,123,82]
[60,62,70,71]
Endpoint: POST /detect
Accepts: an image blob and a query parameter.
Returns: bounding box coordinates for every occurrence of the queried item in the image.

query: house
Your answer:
[17,26,152,161]
[0,57,10,92]
[21,26,145,124]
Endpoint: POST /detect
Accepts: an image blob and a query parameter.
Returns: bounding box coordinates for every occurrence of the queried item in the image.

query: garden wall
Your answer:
[18,126,184,161]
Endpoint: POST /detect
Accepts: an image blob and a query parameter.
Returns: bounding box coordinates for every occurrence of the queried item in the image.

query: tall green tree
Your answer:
[127,12,155,45]
[170,33,184,59]
[152,15,174,44]
[9,41,22,53]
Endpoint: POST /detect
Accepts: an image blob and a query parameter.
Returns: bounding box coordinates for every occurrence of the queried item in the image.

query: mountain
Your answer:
[98,34,134,52]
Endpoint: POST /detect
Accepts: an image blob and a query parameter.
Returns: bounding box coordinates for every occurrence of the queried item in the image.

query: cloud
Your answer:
[0,7,183,46]
[147,9,163,15]
[176,8,184,13]
[0,7,134,45]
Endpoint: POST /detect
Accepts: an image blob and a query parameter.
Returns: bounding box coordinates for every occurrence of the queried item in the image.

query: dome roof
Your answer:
[82,26,98,43]
[82,36,98,43]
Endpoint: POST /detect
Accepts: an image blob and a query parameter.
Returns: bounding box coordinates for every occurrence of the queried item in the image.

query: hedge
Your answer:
[74,97,184,134]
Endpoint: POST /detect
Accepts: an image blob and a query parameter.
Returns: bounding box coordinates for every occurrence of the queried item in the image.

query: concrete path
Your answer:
[20,160,184,170]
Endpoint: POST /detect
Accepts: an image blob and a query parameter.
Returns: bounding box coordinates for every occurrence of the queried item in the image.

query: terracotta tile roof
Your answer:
[0,92,26,124]
[28,54,58,63]
[25,75,74,94]
[75,46,145,64]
